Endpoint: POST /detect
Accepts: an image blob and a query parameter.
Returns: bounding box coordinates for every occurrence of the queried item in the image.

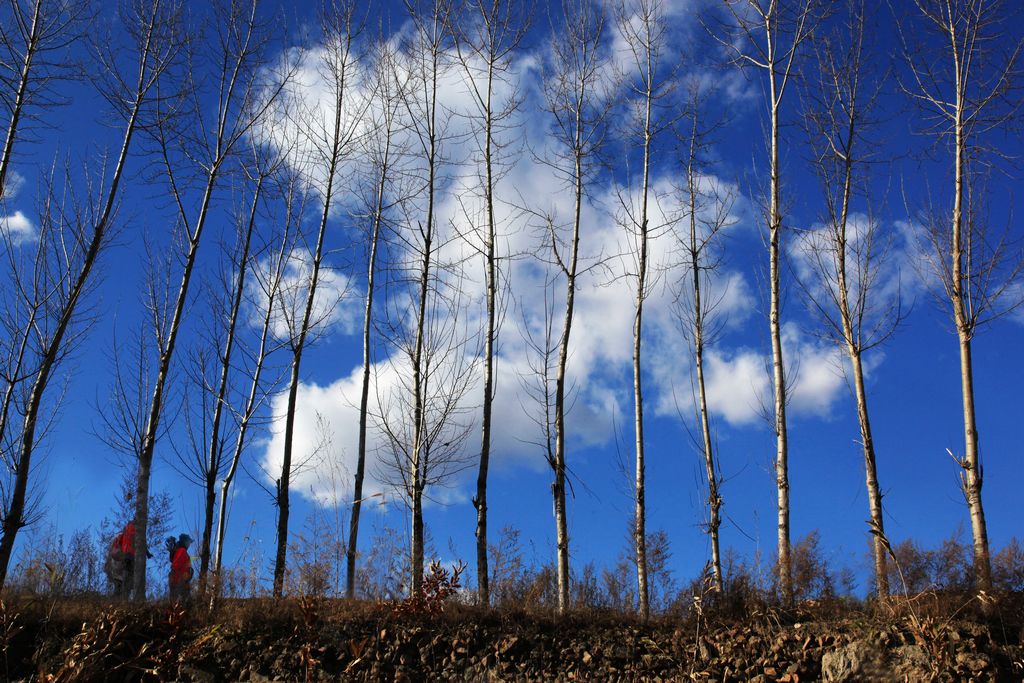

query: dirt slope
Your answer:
[3,595,1022,681]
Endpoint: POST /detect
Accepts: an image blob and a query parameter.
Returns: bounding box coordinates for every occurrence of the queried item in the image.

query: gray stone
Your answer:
[177,665,217,683]
[821,641,873,682]
[822,640,931,682]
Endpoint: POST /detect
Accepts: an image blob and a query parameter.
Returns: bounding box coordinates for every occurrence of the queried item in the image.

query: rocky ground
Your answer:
[1,592,1022,681]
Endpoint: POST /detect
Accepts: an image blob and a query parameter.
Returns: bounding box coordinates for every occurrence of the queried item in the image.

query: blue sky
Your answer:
[3,0,1023,598]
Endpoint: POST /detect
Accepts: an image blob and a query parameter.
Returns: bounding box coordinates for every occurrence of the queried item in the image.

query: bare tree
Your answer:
[373,0,480,596]
[271,0,363,598]
[538,0,612,614]
[345,39,406,600]
[0,0,178,588]
[712,0,819,603]
[518,274,561,504]
[450,0,528,608]
[97,287,176,475]
[612,0,676,620]
[0,0,90,198]
[674,81,735,595]
[95,270,183,598]
[176,141,285,594]
[129,0,289,600]
[374,269,478,597]
[798,0,899,598]
[0,166,81,582]
[209,169,299,601]
[898,0,1023,593]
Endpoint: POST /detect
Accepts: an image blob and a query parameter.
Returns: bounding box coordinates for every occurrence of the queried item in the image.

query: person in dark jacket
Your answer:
[164,536,177,563]
[169,534,194,601]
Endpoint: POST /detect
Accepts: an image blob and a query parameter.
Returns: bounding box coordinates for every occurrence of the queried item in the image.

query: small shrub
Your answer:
[7,527,102,596]
[521,564,558,611]
[593,526,677,614]
[489,526,528,608]
[393,561,466,617]
[487,527,561,612]
[886,531,973,594]
[789,530,849,601]
[293,595,325,680]
[993,538,1024,592]
[43,602,188,682]
[216,563,264,599]
[286,530,336,597]
[600,557,635,613]
[572,562,603,610]
[675,548,770,618]
[286,507,347,597]
[357,523,410,600]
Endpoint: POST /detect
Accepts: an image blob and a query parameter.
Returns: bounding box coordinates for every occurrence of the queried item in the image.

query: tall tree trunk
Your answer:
[409,216,433,596]
[715,0,812,605]
[407,15,441,597]
[411,485,425,595]
[132,0,269,599]
[951,102,992,592]
[543,0,606,615]
[0,362,59,585]
[272,20,351,595]
[134,173,218,600]
[273,353,302,597]
[346,142,389,599]
[694,331,723,591]
[553,141,583,615]
[688,153,723,593]
[475,59,497,609]
[848,350,888,596]
[956,333,991,590]
[831,121,889,598]
[719,1,811,606]
[211,477,231,596]
[475,256,495,606]
[199,175,263,593]
[837,226,889,598]
[273,161,338,599]
[632,288,648,618]
[212,205,290,596]
[767,66,791,604]
[198,483,216,591]
[212,339,268,592]
[631,37,654,621]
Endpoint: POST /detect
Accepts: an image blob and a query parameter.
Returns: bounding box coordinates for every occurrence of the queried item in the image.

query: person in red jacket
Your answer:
[103,522,136,599]
[169,534,194,601]
[117,522,135,555]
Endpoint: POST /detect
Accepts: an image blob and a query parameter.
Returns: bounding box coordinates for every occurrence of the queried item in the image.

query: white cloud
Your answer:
[248,249,360,341]
[0,210,36,245]
[782,323,845,418]
[681,324,848,427]
[261,370,380,506]
[1003,283,1024,326]
[1,171,36,244]
[254,20,851,506]
[789,213,913,351]
[703,348,769,425]
[0,170,25,201]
